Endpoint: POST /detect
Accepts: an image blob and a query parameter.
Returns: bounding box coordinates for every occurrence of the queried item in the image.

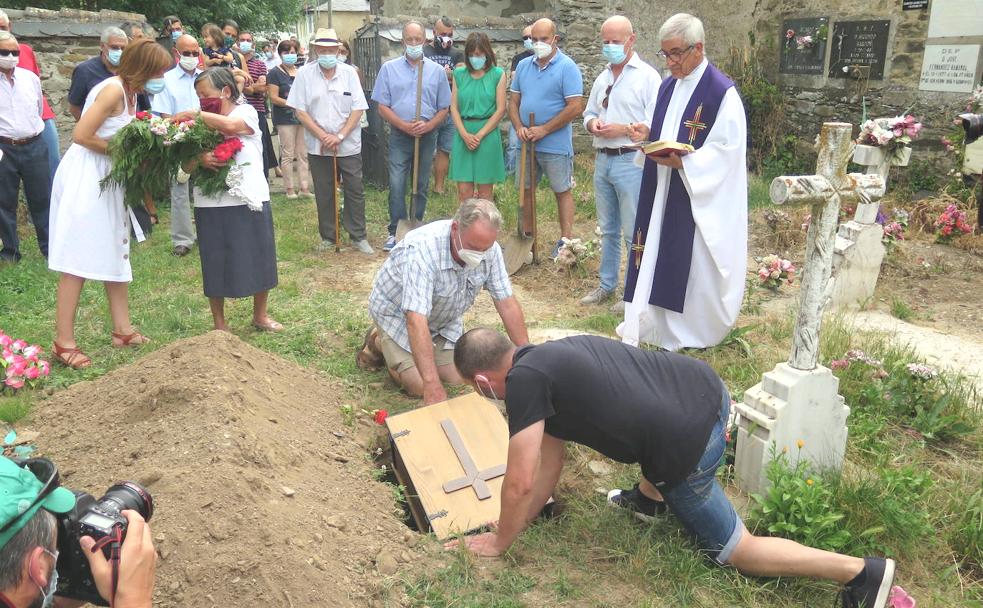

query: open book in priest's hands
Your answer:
[628,140,695,158]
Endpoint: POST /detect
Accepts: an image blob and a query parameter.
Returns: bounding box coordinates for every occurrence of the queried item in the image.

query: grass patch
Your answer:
[890,297,914,321]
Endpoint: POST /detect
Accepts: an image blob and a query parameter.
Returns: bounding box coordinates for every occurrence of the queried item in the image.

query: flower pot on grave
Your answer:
[853,144,884,166]
[891,145,912,167]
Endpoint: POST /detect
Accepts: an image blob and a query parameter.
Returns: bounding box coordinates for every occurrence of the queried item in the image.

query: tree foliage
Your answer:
[7,0,303,33]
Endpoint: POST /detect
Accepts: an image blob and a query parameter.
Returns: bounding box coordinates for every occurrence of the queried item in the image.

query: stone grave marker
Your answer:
[779,17,830,76]
[828,20,892,80]
[386,393,509,539]
[734,122,886,494]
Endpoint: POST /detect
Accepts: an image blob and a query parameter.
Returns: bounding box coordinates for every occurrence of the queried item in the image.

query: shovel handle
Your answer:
[529,112,537,264]
[517,137,527,238]
[333,154,341,253]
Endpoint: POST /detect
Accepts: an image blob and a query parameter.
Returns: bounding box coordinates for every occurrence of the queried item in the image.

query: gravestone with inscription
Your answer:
[829,20,892,80]
[919,45,981,94]
[928,0,983,39]
[779,17,829,76]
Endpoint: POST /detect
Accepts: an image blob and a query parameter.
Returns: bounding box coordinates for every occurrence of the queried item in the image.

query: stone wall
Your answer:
[2,7,150,149]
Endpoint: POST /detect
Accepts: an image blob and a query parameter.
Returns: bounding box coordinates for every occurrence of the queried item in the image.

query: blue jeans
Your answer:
[657,389,744,565]
[0,137,50,261]
[515,151,573,192]
[594,152,643,292]
[387,129,437,235]
[505,123,520,176]
[436,116,455,153]
[42,118,60,180]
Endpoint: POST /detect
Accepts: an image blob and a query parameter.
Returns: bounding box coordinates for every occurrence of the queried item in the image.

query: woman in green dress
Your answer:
[449,33,507,202]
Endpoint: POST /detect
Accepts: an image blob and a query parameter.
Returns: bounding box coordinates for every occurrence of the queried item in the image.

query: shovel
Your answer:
[502,113,537,274]
[333,153,341,253]
[396,60,425,242]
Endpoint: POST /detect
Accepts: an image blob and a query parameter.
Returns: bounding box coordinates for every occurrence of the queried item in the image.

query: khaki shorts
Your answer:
[377,325,455,375]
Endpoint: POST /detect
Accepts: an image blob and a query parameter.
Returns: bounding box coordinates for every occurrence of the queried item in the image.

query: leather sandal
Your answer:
[252,319,284,332]
[52,342,92,369]
[355,327,384,371]
[111,330,151,348]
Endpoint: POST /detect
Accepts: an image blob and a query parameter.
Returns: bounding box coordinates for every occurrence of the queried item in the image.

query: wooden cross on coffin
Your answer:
[385,393,511,539]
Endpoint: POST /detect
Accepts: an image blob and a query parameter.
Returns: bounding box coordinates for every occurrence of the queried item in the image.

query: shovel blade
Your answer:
[501,234,534,275]
[395,218,423,242]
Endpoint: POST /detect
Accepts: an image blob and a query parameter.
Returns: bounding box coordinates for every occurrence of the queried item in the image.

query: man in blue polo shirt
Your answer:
[151,34,201,257]
[67,26,129,120]
[371,20,451,252]
[509,18,583,258]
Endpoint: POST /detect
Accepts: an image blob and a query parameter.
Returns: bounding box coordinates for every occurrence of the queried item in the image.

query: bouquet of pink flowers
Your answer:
[1,330,50,392]
[933,204,973,243]
[856,114,923,162]
[756,254,795,292]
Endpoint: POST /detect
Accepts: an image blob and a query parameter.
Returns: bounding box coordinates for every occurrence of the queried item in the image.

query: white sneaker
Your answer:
[579,287,612,305]
[353,239,374,255]
[317,239,335,251]
[285,193,299,200]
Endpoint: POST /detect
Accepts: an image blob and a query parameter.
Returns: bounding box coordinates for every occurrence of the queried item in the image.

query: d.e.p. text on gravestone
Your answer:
[828,20,892,80]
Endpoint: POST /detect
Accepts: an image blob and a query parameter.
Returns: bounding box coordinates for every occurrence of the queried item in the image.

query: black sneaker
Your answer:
[840,557,896,608]
[606,484,668,523]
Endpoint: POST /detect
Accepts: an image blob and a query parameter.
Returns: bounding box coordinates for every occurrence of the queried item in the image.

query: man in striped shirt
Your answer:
[238,30,278,178]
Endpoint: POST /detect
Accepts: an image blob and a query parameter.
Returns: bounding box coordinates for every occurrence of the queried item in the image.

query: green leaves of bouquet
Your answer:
[100,111,224,207]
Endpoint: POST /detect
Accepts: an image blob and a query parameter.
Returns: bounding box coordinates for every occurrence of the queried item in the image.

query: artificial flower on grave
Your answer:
[856,114,923,163]
[933,204,974,243]
[553,237,598,270]
[755,254,795,292]
[0,330,50,393]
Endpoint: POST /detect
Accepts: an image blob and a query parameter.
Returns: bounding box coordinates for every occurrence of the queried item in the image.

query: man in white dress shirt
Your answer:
[151,34,202,257]
[619,13,747,351]
[0,31,48,263]
[580,16,660,307]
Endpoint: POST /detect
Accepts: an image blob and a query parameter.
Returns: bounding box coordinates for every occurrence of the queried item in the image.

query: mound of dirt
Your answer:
[30,331,416,607]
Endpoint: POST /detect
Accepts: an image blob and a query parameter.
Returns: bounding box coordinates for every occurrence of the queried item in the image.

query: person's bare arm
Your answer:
[268,82,288,107]
[406,311,446,404]
[527,96,583,141]
[69,104,82,121]
[246,73,267,95]
[475,71,508,141]
[508,90,523,136]
[72,84,124,154]
[493,296,529,346]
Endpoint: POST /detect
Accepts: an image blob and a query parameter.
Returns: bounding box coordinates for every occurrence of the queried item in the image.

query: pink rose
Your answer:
[4,376,24,389]
[11,339,26,351]
[888,586,916,608]
[24,366,40,380]
[22,345,40,359]
[40,361,50,376]
[0,334,12,347]
[7,361,27,377]
[2,348,12,363]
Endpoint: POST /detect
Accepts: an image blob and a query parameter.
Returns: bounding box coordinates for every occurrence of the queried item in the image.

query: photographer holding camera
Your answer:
[0,456,156,608]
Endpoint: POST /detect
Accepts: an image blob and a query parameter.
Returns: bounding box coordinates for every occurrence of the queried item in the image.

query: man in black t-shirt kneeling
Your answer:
[447,328,900,608]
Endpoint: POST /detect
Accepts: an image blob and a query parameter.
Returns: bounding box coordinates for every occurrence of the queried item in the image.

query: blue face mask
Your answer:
[282,53,298,65]
[468,55,486,70]
[37,549,59,608]
[602,43,627,65]
[405,44,424,60]
[144,77,166,94]
[318,54,338,69]
[239,41,253,54]
[523,38,533,51]
[171,29,182,41]
[107,48,123,66]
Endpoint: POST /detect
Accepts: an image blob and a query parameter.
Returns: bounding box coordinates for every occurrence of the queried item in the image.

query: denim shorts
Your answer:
[436,116,455,153]
[514,151,573,193]
[656,388,744,565]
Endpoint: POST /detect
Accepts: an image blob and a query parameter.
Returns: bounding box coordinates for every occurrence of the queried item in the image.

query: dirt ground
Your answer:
[28,331,420,608]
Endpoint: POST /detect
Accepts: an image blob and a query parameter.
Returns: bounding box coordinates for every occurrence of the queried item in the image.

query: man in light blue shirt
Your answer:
[151,34,201,256]
[509,17,583,258]
[371,20,451,252]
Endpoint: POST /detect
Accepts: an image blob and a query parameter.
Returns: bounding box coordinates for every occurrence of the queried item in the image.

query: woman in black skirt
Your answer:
[175,68,283,332]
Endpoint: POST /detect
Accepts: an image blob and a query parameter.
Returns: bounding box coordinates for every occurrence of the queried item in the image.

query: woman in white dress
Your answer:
[48,39,174,369]
[171,67,282,332]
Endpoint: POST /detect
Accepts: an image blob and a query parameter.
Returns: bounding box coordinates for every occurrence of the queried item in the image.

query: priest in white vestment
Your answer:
[618,13,747,351]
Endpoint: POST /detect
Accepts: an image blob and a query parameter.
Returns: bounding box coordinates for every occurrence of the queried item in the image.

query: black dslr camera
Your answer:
[56,482,154,606]
[960,113,983,145]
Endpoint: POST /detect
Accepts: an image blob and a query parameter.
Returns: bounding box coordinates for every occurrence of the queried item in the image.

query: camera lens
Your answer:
[99,482,154,522]
[961,113,983,145]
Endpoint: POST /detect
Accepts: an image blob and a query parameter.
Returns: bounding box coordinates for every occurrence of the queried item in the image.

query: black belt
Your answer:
[0,132,42,146]
[599,147,637,156]
[461,115,493,121]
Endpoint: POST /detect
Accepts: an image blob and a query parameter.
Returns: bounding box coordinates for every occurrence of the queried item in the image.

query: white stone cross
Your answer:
[734,122,885,493]
[769,123,886,370]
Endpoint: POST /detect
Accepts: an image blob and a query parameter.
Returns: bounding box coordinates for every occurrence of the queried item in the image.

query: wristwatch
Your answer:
[338,133,346,141]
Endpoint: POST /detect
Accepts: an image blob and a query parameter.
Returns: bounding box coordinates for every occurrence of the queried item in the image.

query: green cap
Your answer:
[0,456,76,548]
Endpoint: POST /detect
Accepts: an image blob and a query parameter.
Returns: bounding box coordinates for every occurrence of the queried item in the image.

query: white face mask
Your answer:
[0,54,18,70]
[179,55,199,71]
[455,227,485,270]
[532,41,552,59]
[474,374,501,403]
[35,548,59,608]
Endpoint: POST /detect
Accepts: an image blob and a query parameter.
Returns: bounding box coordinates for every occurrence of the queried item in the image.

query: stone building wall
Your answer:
[1,7,151,149]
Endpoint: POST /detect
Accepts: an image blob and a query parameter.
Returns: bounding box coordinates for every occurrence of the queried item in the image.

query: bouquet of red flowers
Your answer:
[193,137,245,197]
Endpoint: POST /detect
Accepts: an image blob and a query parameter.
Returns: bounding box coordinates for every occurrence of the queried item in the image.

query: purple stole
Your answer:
[623,62,735,313]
